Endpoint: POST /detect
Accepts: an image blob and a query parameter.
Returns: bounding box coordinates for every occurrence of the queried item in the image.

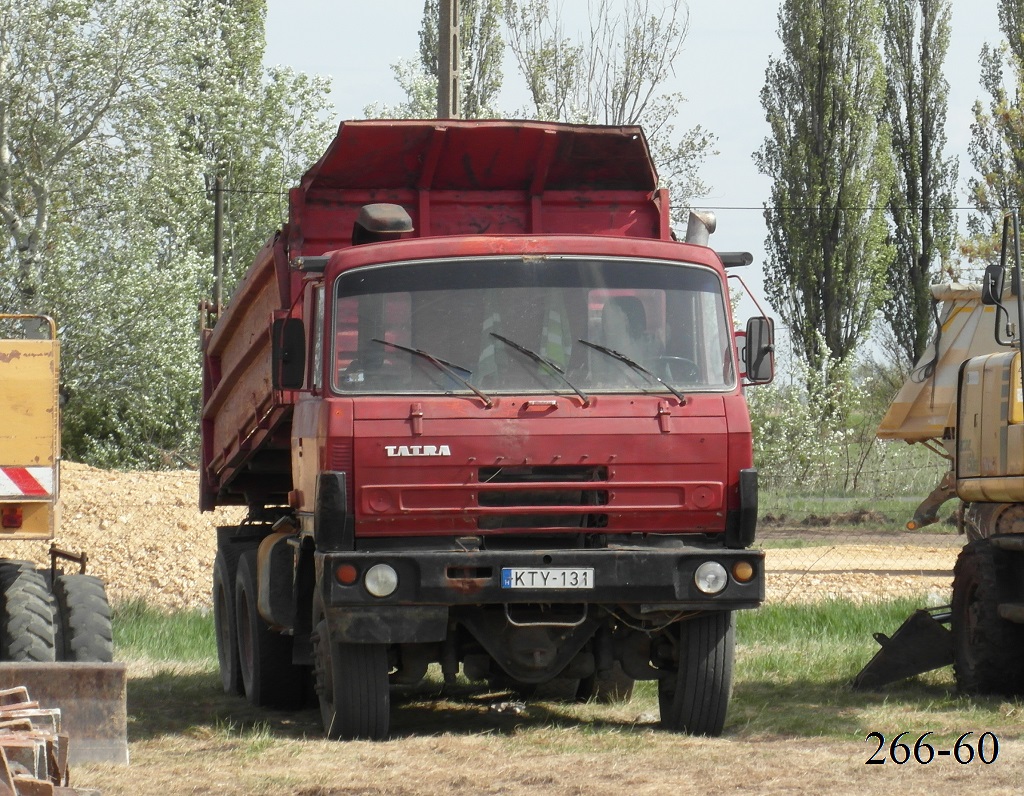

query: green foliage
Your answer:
[881,0,958,369]
[756,0,894,379]
[748,350,942,498]
[0,0,171,311]
[966,1,1024,247]
[372,0,717,216]
[0,0,333,468]
[367,0,506,119]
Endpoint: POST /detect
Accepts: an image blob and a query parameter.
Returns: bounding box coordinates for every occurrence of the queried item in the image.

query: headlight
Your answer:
[694,561,728,595]
[364,563,399,597]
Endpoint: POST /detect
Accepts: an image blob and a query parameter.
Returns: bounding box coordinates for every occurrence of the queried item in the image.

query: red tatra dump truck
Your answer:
[201,120,774,740]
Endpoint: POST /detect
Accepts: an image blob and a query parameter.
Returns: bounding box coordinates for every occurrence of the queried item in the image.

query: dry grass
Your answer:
[72,662,1024,796]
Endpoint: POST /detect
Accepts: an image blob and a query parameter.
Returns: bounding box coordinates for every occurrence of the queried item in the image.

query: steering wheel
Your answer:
[653,356,700,383]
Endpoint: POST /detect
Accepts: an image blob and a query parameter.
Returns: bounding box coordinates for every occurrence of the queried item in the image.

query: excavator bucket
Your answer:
[0,663,128,765]
[852,609,953,690]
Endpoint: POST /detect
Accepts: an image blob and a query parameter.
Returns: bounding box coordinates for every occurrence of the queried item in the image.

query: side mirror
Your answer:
[272,317,306,390]
[982,263,1005,306]
[744,316,775,384]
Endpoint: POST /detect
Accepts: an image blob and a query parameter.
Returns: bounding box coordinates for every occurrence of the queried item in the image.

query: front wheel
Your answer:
[657,612,734,736]
[952,540,1024,695]
[313,607,390,740]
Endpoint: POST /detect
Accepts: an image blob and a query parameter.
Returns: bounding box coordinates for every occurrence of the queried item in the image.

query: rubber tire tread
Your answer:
[326,639,390,740]
[952,539,1024,696]
[53,574,113,662]
[0,563,56,662]
[213,545,244,695]
[658,611,734,736]
[234,551,306,709]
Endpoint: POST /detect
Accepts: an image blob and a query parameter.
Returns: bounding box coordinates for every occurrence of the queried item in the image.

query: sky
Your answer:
[262,0,1003,341]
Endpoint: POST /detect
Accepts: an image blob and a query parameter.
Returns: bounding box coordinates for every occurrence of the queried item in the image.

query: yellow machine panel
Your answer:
[0,316,60,539]
[957,350,1024,502]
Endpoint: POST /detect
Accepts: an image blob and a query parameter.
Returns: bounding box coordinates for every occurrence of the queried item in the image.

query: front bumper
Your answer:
[316,544,763,644]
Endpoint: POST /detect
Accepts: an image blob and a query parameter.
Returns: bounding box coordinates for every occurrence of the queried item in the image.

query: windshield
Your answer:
[331,256,735,396]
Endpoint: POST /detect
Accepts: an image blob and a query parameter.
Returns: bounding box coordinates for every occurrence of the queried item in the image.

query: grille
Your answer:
[476,465,609,531]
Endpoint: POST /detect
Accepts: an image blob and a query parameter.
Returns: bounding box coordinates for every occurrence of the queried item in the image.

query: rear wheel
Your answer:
[53,574,113,662]
[0,562,56,662]
[234,551,306,708]
[952,540,1024,695]
[213,548,244,695]
[313,603,390,740]
[657,612,734,736]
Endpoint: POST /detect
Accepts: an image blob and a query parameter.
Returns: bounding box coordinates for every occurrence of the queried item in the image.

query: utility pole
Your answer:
[438,0,460,119]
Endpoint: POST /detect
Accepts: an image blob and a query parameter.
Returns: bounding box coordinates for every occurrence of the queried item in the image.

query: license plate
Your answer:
[501,567,595,590]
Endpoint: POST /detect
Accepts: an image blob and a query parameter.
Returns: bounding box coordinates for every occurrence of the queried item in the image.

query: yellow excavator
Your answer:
[855,213,1024,694]
[0,314,127,765]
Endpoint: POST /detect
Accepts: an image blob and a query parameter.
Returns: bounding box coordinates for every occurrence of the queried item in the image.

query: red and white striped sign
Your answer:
[0,467,53,498]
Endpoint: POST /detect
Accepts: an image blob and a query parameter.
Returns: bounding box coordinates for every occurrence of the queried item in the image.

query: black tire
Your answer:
[0,562,56,662]
[234,551,306,709]
[53,574,113,662]
[313,606,390,740]
[952,540,1024,695]
[578,662,635,704]
[213,547,244,695]
[657,612,734,736]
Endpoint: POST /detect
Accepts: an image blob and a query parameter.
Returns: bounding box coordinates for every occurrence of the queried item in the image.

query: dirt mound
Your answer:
[5,462,242,612]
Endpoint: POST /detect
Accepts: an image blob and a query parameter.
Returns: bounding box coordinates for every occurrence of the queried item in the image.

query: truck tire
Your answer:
[313,608,390,740]
[577,663,635,704]
[952,540,1024,695]
[0,562,56,662]
[213,548,244,695]
[234,551,306,709]
[657,611,734,736]
[53,574,113,662]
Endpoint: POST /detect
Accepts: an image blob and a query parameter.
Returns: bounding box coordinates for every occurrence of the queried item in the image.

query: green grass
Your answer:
[112,597,1024,742]
[113,600,216,662]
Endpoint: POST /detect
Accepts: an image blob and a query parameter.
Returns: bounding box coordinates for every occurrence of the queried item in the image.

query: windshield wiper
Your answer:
[488,332,590,406]
[577,338,686,403]
[371,338,493,408]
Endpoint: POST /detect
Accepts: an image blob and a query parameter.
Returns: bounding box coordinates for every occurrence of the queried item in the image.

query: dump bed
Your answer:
[878,283,1006,444]
[201,120,669,510]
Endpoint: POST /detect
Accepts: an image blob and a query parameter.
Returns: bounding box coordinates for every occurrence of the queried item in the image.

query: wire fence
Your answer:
[757,451,960,604]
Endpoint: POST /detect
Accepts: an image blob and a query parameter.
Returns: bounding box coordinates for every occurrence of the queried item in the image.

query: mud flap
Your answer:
[852,609,954,690]
[0,662,128,765]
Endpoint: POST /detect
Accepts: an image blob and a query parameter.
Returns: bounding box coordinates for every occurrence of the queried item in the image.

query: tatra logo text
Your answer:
[385,445,452,457]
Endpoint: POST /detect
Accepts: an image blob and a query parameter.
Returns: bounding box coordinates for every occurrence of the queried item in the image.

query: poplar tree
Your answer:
[755,0,894,379]
[881,0,957,369]
[968,1,1024,242]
